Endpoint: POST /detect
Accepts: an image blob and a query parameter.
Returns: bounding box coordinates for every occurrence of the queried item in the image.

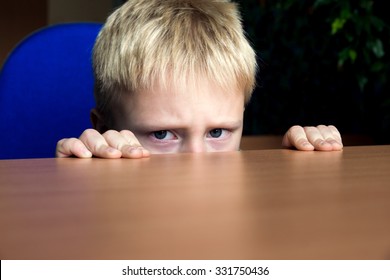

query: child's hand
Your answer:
[282,125,343,151]
[56,129,150,158]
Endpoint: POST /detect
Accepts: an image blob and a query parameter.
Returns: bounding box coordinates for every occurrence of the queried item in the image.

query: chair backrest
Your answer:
[0,22,102,159]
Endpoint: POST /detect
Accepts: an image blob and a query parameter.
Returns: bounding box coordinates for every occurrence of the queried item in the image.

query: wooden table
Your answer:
[1,145,389,260]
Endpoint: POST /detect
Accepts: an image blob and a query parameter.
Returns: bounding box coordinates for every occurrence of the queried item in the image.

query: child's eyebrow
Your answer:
[208,120,243,129]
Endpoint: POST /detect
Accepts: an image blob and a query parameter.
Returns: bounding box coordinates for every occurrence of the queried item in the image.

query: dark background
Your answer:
[239,0,390,144]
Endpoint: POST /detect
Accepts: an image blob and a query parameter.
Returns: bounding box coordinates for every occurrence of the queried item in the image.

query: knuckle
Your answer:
[317,124,327,130]
[81,128,97,138]
[56,138,67,146]
[57,138,75,148]
[120,130,135,137]
[102,129,119,138]
[289,125,303,135]
[303,126,315,133]
[290,125,302,131]
[120,130,140,145]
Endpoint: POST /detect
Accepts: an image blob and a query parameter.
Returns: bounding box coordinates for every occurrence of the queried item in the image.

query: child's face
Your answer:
[112,79,245,154]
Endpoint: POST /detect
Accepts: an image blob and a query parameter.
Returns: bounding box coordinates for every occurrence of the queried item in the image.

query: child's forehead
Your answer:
[113,78,245,129]
[111,74,245,132]
[138,74,244,97]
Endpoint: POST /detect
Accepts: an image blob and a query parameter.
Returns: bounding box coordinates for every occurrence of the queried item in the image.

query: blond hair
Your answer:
[93,0,257,119]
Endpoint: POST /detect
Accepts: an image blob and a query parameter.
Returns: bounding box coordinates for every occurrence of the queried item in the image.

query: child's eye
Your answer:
[207,128,228,138]
[152,130,176,140]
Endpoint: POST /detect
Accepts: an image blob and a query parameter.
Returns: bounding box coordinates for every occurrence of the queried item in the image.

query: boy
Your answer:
[56,0,343,159]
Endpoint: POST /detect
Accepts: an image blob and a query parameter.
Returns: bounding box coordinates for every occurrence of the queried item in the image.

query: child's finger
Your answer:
[56,138,92,158]
[317,125,343,150]
[282,125,314,151]
[119,130,151,158]
[304,126,333,151]
[79,129,122,158]
[102,130,150,159]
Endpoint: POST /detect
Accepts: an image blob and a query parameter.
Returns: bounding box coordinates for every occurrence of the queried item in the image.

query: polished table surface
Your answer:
[0,145,389,259]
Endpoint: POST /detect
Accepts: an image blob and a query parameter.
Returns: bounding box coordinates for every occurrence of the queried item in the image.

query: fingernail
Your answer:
[83,150,92,157]
[81,148,92,157]
[302,141,311,146]
[129,147,141,153]
[107,147,117,153]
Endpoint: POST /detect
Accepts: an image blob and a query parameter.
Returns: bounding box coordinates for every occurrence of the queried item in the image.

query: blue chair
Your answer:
[0,22,103,159]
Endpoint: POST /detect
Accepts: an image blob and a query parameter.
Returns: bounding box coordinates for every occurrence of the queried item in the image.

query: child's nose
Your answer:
[181,139,207,153]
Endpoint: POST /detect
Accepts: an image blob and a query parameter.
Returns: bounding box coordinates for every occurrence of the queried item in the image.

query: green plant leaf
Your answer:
[331,18,347,34]
[368,39,385,58]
